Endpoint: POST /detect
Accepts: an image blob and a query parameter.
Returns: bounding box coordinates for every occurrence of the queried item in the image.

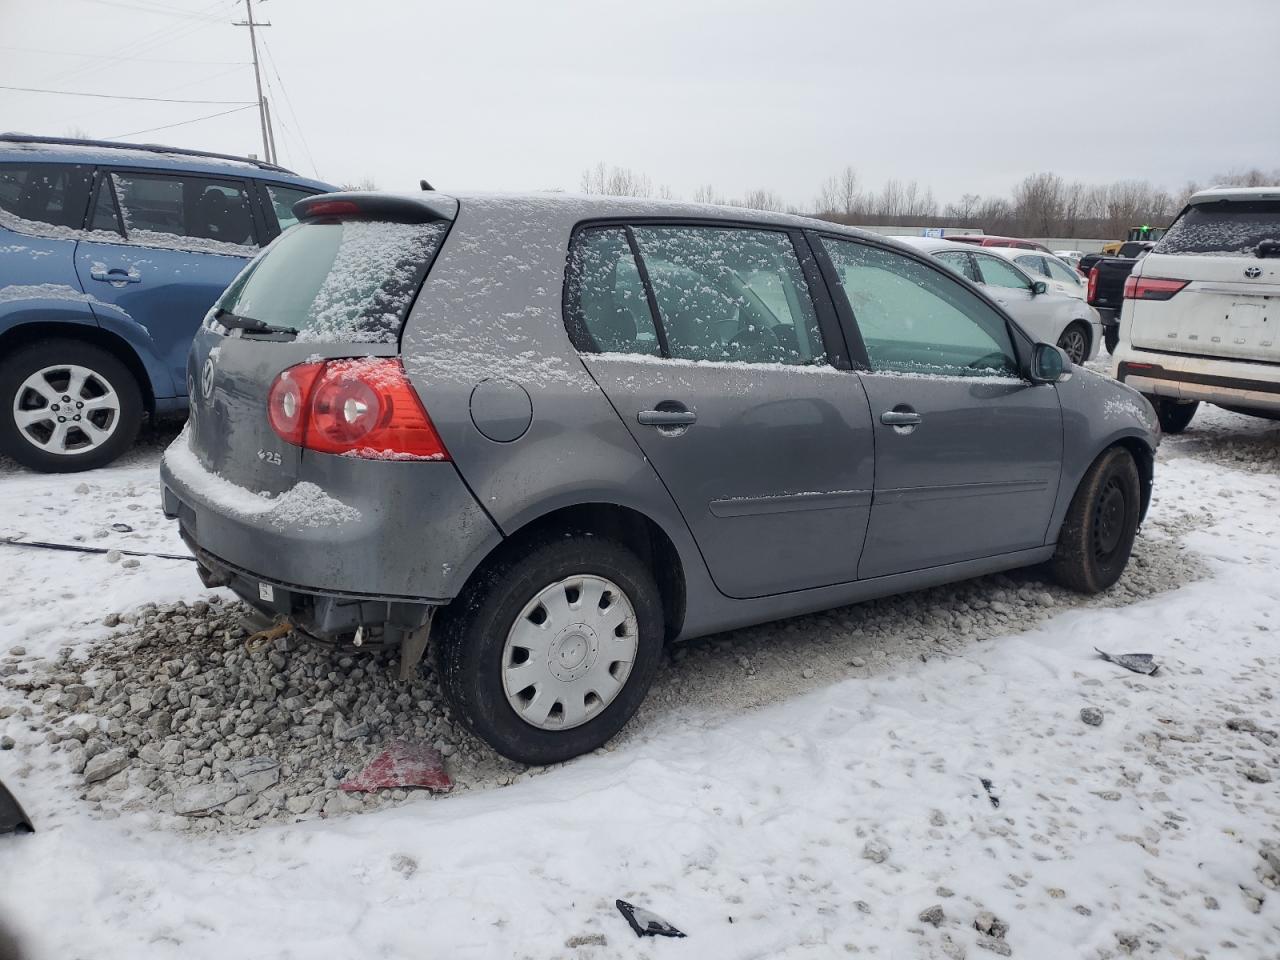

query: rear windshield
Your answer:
[216,219,449,342]
[1156,200,1280,257]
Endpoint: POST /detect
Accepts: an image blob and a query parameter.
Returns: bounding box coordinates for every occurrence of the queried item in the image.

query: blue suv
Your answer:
[0,134,333,471]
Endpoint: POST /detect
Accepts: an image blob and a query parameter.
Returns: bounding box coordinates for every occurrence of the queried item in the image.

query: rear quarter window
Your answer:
[216,218,449,343]
[0,163,92,231]
[1156,200,1280,256]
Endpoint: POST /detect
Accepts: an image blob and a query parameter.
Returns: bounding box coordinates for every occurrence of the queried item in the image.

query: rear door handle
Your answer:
[638,409,697,426]
[89,265,141,284]
[880,410,923,426]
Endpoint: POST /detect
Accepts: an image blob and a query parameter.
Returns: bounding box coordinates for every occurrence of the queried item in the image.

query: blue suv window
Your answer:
[111,171,256,248]
[264,183,314,233]
[0,163,92,230]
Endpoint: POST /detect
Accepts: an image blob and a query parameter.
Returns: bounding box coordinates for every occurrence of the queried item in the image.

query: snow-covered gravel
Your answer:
[1,403,1278,958]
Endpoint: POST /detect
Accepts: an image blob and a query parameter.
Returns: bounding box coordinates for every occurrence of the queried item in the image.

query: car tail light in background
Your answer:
[1124,276,1189,301]
[267,358,449,460]
[1087,266,1099,302]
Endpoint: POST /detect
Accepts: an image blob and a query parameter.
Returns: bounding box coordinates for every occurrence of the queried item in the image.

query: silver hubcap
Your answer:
[13,364,121,455]
[1060,328,1087,365]
[502,574,639,731]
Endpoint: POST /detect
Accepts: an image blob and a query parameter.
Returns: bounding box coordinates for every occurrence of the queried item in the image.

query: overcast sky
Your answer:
[4,0,1278,206]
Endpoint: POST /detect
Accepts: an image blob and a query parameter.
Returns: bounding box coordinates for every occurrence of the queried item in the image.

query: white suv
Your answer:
[1111,186,1280,432]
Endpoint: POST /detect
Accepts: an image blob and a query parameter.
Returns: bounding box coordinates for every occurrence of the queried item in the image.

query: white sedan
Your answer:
[896,236,1103,364]
[990,248,1089,301]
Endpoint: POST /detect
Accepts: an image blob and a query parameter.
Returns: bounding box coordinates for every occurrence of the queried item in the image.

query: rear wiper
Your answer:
[1256,240,1280,259]
[215,309,297,336]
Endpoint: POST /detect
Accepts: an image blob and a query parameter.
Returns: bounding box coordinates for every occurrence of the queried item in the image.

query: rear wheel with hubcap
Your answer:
[435,534,664,765]
[1051,446,1142,593]
[0,340,143,472]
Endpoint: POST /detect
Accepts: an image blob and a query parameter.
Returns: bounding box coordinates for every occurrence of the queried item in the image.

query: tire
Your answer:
[1051,446,1142,594]
[1057,321,1091,365]
[435,533,665,765]
[1103,325,1119,354]
[1146,395,1199,434]
[0,339,143,473]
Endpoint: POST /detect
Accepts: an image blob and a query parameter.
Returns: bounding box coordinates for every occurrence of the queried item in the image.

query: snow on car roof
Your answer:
[1189,186,1280,203]
[886,235,973,252]
[340,190,907,246]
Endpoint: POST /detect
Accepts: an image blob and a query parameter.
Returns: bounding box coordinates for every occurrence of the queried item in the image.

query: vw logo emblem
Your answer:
[1244,266,1262,279]
[200,357,216,400]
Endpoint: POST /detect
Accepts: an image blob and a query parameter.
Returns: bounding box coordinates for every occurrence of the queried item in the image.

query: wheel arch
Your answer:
[1113,435,1154,524]
[456,501,688,642]
[0,320,158,416]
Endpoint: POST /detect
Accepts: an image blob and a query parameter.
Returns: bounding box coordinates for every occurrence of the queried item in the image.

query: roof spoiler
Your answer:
[293,192,457,224]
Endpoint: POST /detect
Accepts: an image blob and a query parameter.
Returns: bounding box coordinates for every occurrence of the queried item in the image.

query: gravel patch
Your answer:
[0,497,1204,833]
[2,599,525,830]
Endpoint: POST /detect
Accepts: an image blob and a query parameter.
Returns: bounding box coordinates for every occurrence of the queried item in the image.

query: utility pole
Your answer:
[233,0,274,164]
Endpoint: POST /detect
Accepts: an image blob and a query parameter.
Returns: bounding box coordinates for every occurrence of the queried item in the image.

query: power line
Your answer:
[73,0,230,18]
[261,36,319,178]
[0,83,254,105]
[107,103,258,139]
[0,44,249,66]
[46,0,233,86]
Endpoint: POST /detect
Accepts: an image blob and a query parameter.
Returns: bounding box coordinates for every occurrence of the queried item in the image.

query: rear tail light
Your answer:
[1124,276,1189,301]
[266,358,449,460]
[1087,266,1099,303]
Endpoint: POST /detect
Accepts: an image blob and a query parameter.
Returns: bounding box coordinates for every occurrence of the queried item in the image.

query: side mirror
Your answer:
[1030,342,1072,383]
[1031,280,1048,296]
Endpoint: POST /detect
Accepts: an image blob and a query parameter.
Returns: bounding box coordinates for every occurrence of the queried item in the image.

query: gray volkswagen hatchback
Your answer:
[161,192,1159,764]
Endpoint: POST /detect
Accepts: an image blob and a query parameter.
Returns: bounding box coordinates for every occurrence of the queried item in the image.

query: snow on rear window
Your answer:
[217,220,448,343]
[1156,201,1280,256]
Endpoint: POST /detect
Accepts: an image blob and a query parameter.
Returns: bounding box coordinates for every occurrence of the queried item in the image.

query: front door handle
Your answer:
[638,409,697,426]
[880,410,923,426]
[89,265,141,284]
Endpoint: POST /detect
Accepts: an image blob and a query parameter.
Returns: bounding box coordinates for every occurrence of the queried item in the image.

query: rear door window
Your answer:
[0,162,92,230]
[1157,200,1280,256]
[1045,258,1081,286]
[973,254,1032,290]
[111,171,257,249]
[1016,254,1050,277]
[215,218,450,343]
[934,250,978,282]
[631,226,827,365]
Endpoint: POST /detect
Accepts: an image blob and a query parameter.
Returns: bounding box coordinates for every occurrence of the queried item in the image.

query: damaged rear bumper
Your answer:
[175,524,438,639]
[160,431,504,637]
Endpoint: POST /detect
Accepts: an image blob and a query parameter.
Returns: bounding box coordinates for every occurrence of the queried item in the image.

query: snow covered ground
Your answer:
[1,407,1279,959]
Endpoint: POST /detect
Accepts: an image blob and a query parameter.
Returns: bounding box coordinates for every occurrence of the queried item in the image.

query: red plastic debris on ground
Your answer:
[339,739,453,794]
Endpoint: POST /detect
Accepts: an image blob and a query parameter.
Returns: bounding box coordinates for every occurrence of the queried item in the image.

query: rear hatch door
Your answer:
[186,195,455,493]
[1129,196,1280,362]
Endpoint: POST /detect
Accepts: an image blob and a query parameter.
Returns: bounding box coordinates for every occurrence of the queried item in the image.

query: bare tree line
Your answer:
[580,163,1280,239]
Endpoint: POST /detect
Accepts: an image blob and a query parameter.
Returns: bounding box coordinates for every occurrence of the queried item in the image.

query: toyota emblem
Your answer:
[200,357,216,400]
[1244,266,1262,279]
